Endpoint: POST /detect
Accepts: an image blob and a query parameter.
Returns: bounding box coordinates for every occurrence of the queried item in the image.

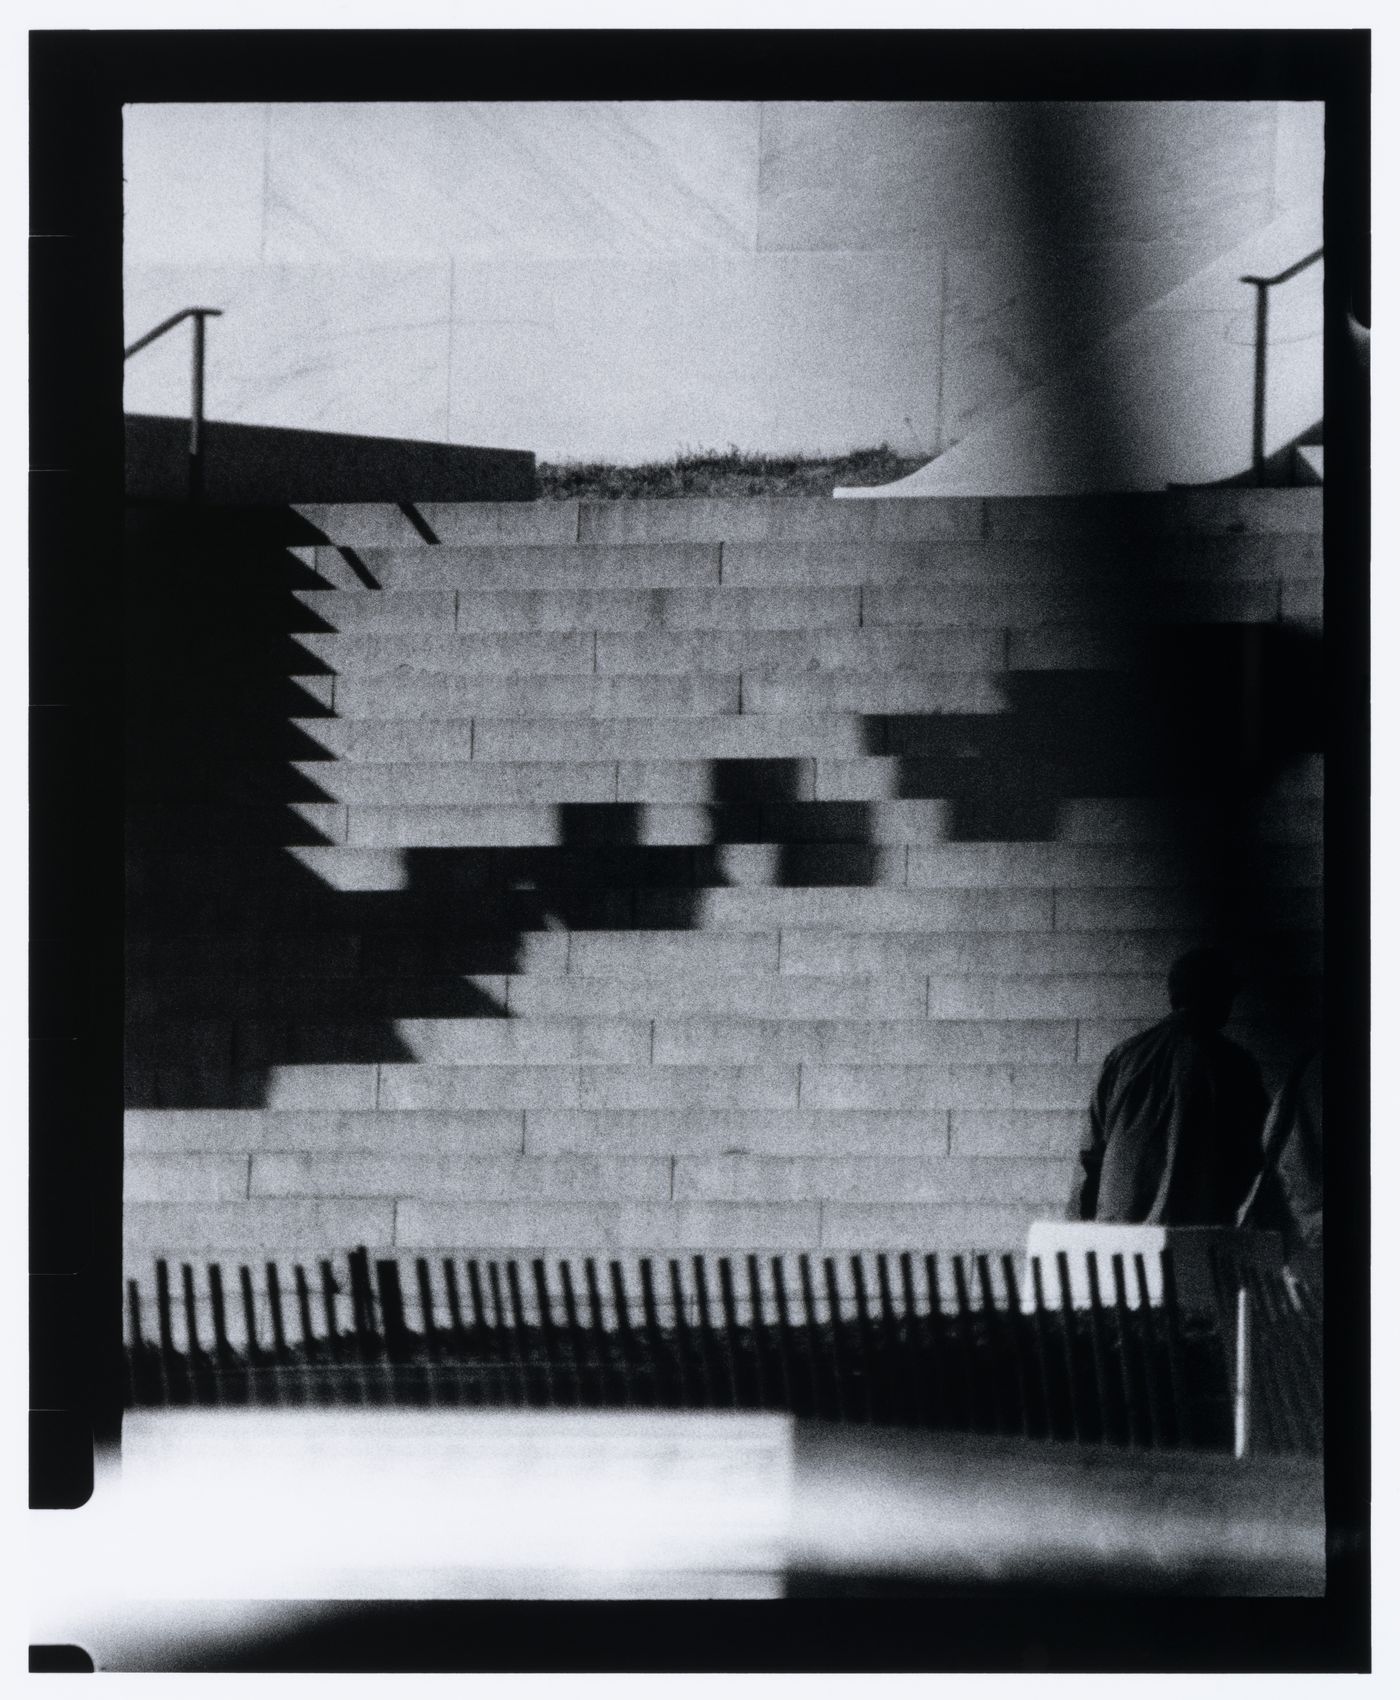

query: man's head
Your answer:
[1167,947,1240,1029]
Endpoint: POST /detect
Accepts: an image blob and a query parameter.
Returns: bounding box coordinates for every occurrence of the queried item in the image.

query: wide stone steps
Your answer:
[125,492,1322,1271]
[281,534,1320,591]
[130,923,1318,979]
[131,1015,1317,1084]
[126,972,1313,1026]
[127,759,1322,840]
[128,1058,1105,1114]
[288,488,1319,545]
[134,580,1303,632]
[129,1015,1083,1068]
[324,671,1015,719]
[126,1150,1071,1206]
[125,1105,1084,1159]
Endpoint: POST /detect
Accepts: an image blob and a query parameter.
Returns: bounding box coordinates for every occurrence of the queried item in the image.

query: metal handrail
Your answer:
[124,306,223,501]
[1239,248,1322,484]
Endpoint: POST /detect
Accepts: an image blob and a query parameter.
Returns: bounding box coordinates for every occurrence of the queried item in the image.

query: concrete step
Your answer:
[221,1018,655,1068]
[595,628,1005,674]
[324,806,906,851]
[981,488,1322,540]
[776,927,1323,978]
[297,631,599,674]
[134,702,1321,775]
[131,840,906,894]
[130,1014,1083,1072]
[509,973,1155,1023]
[128,963,1318,1033]
[350,1059,1104,1113]
[631,885,1315,931]
[127,1150,1069,1209]
[379,1063,800,1112]
[133,873,1060,932]
[313,542,722,590]
[287,491,1319,550]
[715,535,1320,587]
[330,674,743,720]
[328,671,1014,720]
[668,1155,1067,1205]
[863,580,1284,626]
[126,1151,671,1204]
[297,714,871,763]
[125,1198,821,1255]
[250,586,870,634]
[522,1107,1073,1160]
[161,575,1290,632]
[132,806,1322,885]
[132,959,1319,1029]
[287,531,1319,592]
[128,971,925,1024]
[292,626,1004,676]
[125,890,1318,972]
[646,1019,1076,1067]
[149,758,1320,824]
[124,1198,397,1255]
[123,1198,1055,1264]
[169,577,1308,634]
[1050,884,1321,931]
[266,759,626,807]
[177,759,623,807]
[125,1107,528,1155]
[332,821,922,866]
[810,762,1324,829]
[507,974,931,1022]
[292,501,583,547]
[122,1104,1075,1160]
[128,1006,1080,1074]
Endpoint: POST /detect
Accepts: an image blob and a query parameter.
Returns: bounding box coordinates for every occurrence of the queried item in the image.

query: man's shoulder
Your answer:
[1167,1022,1265,1093]
[1101,1014,1178,1071]
[1102,1014,1255,1073]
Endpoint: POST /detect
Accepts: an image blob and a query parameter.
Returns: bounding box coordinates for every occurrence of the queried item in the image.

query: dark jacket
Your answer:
[1236,1051,1323,1253]
[1075,1011,1268,1225]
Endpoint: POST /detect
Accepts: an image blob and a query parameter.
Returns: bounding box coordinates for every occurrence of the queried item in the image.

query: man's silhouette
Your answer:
[1074,947,1268,1225]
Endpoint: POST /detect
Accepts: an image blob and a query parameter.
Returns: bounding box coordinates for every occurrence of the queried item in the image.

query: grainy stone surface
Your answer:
[127,493,1322,1266]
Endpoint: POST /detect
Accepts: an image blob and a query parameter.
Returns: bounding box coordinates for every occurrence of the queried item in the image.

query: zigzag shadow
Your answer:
[124,507,872,1108]
[125,503,1321,1110]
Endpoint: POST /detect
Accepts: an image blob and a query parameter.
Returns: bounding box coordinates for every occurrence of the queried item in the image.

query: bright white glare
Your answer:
[73,1410,794,1602]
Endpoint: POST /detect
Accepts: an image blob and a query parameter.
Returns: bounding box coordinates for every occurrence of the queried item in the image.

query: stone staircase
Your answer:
[124,490,1323,1319]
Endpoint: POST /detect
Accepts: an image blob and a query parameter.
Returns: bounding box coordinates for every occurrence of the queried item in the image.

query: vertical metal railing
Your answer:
[123,306,224,502]
[122,1245,1321,1455]
[1239,249,1323,484]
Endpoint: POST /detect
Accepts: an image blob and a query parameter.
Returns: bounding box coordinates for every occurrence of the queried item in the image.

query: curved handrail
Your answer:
[1239,250,1322,483]
[124,307,224,501]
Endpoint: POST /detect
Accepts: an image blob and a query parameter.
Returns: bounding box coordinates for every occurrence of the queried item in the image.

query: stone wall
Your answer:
[122,102,1323,464]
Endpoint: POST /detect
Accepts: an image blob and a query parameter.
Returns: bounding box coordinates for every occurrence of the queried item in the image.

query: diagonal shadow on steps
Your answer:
[124,506,878,1111]
[125,504,504,1109]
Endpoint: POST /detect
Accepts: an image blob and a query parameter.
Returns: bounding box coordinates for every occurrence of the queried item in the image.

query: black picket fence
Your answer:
[124,1246,1320,1456]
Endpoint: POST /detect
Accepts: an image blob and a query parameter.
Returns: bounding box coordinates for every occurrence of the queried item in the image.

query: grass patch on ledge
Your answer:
[536,444,927,500]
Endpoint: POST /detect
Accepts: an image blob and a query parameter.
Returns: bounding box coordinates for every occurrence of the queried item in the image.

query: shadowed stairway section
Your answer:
[125,491,1322,1318]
